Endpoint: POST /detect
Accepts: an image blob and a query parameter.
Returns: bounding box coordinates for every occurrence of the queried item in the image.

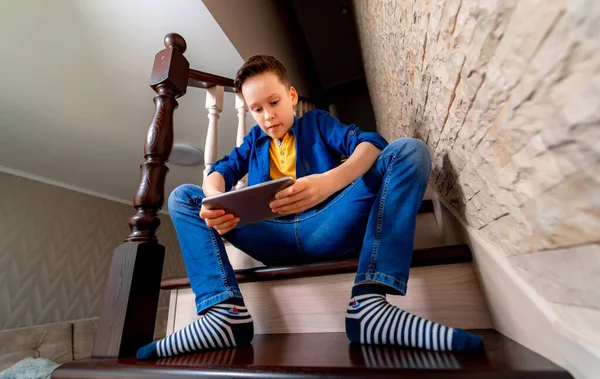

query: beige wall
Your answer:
[203,0,318,98]
[353,0,599,317]
[0,172,186,330]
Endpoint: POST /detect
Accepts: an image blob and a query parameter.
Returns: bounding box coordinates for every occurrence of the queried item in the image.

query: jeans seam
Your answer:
[208,226,230,288]
[369,154,395,271]
[354,272,407,294]
[196,289,243,314]
[293,215,305,255]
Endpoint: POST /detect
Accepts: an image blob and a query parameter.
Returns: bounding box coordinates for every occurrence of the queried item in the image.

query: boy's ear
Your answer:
[289,86,299,107]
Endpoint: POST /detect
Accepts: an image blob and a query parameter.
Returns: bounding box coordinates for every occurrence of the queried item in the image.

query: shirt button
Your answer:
[280,152,284,156]
[280,160,285,164]
[349,131,355,136]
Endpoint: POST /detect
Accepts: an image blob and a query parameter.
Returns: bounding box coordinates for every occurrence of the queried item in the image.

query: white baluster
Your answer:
[203,85,224,180]
[329,104,338,118]
[235,93,248,189]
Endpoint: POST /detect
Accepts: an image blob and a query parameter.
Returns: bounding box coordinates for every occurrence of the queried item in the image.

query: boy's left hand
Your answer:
[270,174,333,215]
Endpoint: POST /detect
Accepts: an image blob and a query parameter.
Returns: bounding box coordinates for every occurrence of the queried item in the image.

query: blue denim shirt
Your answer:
[208,110,389,192]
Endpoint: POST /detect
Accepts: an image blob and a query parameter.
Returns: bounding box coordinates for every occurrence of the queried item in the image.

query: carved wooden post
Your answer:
[203,85,224,180]
[92,33,189,359]
[235,93,248,189]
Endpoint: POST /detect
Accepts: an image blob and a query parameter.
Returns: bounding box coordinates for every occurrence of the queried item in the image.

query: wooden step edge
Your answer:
[52,330,573,379]
[160,244,472,290]
[418,199,434,214]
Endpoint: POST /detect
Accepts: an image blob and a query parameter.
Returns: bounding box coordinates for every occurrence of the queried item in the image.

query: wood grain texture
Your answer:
[127,33,189,243]
[91,243,165,359]
[92,34,190,359]
[52,330,572,379]
[172,263,491,334]
[166,290,178,336]
[161,244,471,290]
[188,69,235,91]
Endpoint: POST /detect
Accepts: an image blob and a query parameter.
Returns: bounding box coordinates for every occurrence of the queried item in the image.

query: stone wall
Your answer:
[353,0,599,319]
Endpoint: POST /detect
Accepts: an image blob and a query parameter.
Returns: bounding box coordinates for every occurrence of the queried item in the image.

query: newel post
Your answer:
[91,33,190,359]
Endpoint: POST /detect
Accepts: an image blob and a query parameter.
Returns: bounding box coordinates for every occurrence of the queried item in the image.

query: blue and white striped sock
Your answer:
[137,298,253,360]
[345,284,483,352]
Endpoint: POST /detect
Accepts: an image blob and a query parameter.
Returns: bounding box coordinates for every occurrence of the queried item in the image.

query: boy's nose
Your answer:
[264,110,275,120]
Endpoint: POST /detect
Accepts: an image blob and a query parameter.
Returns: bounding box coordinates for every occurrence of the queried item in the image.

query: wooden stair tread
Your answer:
[161,244,472,290]
[53,330,571,378]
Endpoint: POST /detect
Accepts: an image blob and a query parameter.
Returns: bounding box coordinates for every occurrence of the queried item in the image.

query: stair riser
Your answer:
[167,263,491,335]
[224,212,444,270]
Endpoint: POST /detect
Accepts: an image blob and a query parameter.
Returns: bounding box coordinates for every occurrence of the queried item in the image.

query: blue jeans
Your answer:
[168,138,431,314]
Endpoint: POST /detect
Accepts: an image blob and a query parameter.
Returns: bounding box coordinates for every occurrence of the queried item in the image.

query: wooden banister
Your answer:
[92,33,189,359]
[187,68,314,103]
[188,69,236,92]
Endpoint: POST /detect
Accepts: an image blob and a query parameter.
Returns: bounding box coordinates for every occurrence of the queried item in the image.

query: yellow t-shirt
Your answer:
[269,131,297,180]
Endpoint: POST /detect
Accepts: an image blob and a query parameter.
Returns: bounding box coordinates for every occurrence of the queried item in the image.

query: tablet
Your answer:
[202,176,295,227]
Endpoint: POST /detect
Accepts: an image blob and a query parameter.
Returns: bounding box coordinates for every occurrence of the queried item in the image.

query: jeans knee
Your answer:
[168,184,204,214]
[386,138,431,183]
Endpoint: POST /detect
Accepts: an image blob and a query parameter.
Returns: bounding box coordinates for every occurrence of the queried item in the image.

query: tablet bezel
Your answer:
[201,176,295,227]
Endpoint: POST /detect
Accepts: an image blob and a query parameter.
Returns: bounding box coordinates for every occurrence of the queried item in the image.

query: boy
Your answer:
[137,56,482,359]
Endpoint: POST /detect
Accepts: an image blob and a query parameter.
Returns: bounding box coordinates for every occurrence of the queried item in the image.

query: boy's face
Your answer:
[242,72,298,140]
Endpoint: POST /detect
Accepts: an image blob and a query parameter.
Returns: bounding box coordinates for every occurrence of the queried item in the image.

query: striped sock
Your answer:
[345,284,483,352]
[136,298,253,360]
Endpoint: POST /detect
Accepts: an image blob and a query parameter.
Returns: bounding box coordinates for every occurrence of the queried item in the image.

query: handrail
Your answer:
[188,68,313,102]
[188,69,235,92]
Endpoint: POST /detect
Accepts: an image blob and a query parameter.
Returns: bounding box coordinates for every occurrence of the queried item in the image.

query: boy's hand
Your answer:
[270,174,333,215]
[199,205,240,235]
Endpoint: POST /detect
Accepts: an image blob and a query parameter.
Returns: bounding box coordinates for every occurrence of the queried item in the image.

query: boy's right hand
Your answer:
[199,205,240,235]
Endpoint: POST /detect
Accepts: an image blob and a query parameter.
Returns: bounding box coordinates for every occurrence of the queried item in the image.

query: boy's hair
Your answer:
[234,55,290,94]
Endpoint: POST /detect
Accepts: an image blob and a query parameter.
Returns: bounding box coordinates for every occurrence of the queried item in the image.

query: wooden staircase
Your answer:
[52,201,572,378]
[53,239,571,378]
[54,331,570,378]
[51,34,572,378]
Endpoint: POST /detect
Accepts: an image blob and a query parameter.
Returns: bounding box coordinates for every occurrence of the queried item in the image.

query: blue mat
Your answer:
[0,358,60,379]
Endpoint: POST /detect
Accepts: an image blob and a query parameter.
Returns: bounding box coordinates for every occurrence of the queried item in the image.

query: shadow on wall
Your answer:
[438,154,467,222]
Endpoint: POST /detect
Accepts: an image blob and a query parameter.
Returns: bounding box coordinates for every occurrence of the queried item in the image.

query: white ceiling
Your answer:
[0,0,246,208]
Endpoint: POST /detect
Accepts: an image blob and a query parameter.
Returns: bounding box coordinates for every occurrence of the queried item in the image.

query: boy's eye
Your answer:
[253,108,262,112]
[271,100,279,105]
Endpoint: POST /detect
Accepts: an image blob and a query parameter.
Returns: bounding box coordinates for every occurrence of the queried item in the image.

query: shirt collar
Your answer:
[257,116,299,141]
